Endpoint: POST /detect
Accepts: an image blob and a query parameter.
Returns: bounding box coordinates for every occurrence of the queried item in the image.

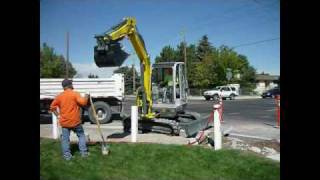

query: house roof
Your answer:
[256,74,279,81]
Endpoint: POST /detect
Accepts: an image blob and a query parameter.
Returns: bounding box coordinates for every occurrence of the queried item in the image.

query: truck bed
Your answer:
[40,74,124,101]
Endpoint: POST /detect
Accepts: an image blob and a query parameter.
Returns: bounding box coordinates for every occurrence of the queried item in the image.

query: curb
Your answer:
[228,133,273,141]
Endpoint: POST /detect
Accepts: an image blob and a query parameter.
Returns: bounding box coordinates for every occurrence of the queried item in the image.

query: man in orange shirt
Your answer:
[50,79,89,160]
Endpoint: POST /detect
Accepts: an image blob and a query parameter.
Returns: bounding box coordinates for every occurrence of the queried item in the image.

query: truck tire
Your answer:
[205,97,210,101]
[88,101,112,124]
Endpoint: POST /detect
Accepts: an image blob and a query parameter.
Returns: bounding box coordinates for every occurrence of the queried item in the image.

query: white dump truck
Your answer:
[40,73,125,124]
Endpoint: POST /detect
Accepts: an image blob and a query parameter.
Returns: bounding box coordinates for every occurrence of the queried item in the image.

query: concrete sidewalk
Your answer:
[125,95,261,100]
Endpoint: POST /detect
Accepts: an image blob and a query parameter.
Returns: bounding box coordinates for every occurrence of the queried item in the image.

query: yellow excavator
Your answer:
[94,17,209,137]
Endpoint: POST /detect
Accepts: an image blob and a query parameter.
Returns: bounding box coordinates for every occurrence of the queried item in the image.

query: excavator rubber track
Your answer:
[122,111,210,137]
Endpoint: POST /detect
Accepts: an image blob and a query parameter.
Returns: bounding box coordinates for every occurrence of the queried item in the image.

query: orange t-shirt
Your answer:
[50,89,88,128]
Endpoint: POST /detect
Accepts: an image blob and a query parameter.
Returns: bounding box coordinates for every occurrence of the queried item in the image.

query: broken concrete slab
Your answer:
[262,147,277,155]
[266,153,280,162]
[249,146,262,153]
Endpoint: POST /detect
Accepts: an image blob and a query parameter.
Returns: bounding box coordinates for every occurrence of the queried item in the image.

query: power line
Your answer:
[187,0,279,37]
[153,1,279,58]
[231,37,279,49]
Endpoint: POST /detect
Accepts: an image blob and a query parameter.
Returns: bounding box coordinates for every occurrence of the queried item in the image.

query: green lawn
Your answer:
[40,138,279,180]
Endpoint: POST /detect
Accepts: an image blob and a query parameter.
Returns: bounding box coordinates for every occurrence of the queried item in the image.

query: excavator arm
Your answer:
[94,17,155,119]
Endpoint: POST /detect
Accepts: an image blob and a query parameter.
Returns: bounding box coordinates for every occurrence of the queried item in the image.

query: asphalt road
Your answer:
[187,99,278,124]
[40,98,280,140]
[122,98,277,124]
[121,98,279,139]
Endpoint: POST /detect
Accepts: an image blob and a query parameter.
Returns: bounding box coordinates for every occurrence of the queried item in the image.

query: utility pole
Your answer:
[183,33,187,77]
[65,31,69,79]
[181,30,189,94]
[132,54,136,94]
[132,64,136,94]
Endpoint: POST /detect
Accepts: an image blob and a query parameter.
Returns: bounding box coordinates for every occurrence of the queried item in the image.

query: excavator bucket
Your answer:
[94,41,129,67]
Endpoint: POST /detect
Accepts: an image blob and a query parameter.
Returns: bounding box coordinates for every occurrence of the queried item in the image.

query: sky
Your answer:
[40,0,280,78]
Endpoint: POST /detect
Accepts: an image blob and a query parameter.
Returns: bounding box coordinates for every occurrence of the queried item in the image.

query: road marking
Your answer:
[228,112,240,115]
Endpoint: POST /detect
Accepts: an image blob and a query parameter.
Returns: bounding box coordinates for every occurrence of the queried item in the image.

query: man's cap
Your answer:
[62,79,73,88]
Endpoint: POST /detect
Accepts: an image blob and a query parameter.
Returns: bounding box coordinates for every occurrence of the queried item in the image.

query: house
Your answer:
[254,73,280,95]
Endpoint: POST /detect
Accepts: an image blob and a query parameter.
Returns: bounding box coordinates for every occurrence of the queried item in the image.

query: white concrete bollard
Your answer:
[131,106,138,142]
[213,104,222,150]
[52,113,59,139]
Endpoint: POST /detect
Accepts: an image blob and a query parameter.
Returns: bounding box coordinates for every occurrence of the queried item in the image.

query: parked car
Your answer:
[261,88,280,98]
[203,86,239,101]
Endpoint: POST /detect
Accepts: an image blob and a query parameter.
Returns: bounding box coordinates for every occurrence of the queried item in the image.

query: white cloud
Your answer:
[73,63,119,78]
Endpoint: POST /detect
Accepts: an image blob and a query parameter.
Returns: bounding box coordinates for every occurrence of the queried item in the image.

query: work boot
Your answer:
[81,152,89,158]
[63,153,72,161]
[63,154,73,161]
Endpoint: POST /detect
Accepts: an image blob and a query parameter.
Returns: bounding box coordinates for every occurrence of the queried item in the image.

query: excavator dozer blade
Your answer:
[94,41,129,67]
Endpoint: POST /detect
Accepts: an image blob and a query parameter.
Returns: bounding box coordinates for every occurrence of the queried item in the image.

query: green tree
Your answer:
[237,55,256,93]
[153,35,257,94]
[196,35,215,61]
[40,43,77,78]
[184,44,200,88]
[154,46,177,63]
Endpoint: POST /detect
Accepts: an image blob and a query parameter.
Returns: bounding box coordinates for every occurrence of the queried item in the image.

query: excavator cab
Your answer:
[151,62,188,113]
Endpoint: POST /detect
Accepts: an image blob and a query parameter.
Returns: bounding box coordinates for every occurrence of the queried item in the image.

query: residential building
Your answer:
[254,73,280,95]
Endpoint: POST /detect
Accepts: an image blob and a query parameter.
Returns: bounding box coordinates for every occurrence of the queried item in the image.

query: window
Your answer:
[231,87,236,91]
[222,87,230,91]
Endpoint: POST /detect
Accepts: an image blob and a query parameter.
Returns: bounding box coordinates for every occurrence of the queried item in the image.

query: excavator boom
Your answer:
[94,17,154,118]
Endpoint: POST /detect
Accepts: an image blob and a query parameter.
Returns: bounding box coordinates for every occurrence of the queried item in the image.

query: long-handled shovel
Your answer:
[88,94,109,155]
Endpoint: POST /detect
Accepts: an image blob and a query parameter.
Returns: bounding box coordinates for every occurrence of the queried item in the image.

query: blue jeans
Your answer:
[61,124,88,160]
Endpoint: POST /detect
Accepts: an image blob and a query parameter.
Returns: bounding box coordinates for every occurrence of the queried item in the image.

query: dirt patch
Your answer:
[250,139,280,152]
[222,135,280,152]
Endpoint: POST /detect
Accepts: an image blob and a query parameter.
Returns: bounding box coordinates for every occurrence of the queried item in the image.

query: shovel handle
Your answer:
[89,95,105,142]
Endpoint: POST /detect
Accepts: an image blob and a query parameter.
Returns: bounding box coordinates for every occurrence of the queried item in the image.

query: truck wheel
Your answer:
[205,97,210,101]
[88,101,112,124]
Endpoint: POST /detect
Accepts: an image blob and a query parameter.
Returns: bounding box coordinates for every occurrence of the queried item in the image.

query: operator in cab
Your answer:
[159,68,174,102]
[163,68,173,87]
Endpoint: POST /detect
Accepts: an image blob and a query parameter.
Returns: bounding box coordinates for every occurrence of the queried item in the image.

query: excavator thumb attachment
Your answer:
[94,40,129,67]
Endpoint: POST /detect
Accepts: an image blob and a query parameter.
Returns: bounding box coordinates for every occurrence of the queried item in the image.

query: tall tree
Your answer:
[152,35,257,94]
[40,43,77,78]
[196,35,214,61]
[154,46,177,63]
[237,55,256,92]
